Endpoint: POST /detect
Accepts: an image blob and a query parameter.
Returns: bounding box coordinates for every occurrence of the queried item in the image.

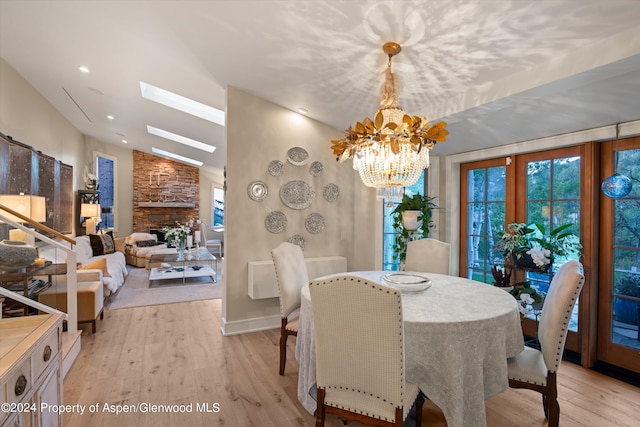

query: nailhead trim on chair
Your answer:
[550,289,581,371]
[311,275,409,421]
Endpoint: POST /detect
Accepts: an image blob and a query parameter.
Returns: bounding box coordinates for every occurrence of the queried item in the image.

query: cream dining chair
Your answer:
[309,275,424,427]
[404,238,451,275]
[271,242,309,375]
[507,259,585,427]
[199,222,223,257]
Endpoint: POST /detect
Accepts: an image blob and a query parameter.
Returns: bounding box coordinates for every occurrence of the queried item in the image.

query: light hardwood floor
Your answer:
[64,299,639,427]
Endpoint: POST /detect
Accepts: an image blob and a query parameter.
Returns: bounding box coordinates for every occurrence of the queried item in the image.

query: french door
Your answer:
[461,146,590,355]
[599,136,640,373]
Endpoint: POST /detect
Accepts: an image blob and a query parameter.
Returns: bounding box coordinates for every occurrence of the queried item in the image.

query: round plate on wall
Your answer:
[288,234,306,250]
[248,181,268,201]
[265,211,287,233]
[280,180,315,209]
[268,160,284,176]
[287,147,309,166]
[323,183,340,202]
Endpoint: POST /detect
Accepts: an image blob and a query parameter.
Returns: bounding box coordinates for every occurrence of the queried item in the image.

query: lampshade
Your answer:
[80,203,101,218]
[0,194,46,223]
[330,42,448,200]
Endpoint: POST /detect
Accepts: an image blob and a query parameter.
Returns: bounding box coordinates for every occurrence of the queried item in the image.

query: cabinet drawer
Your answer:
[33,326,60,381]
[6,357,32,404]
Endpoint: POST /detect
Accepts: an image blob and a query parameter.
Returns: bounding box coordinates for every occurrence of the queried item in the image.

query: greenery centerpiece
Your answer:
[390,193,437,266]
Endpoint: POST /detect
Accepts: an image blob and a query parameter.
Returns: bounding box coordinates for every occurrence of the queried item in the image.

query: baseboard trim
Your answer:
[62,331,82,379]
[220,314,280,336]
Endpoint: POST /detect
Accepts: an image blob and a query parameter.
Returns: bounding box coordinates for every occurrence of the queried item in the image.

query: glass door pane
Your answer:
[525,155,581,330]
[599,140,640,373]
[464,164,506,283]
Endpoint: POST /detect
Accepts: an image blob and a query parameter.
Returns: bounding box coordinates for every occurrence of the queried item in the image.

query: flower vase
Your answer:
[513,253,551,273]
[175,239,187,261]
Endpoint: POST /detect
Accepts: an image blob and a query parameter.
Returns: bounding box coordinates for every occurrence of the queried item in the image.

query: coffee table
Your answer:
[148,251,216,285]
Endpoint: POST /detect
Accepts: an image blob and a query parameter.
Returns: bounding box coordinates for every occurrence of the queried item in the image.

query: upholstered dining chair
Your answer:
[309,275,424,427]
[404,238,451,275]
[271,242,309,375]
[507,259,585,427]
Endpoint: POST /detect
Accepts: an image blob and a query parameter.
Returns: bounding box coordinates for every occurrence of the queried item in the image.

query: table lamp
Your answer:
[80,203,101,235]
[0,193,46,245]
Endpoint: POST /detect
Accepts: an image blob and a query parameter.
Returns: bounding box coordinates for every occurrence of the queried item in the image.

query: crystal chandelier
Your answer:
[331,42,448,200]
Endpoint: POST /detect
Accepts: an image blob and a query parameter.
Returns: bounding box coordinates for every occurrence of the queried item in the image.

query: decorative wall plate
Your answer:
[305,213,325,234]
[265,211,287,233]
[323,183,340,202]
[309,161,323,177]
[248,181,268,201]
[280,180,315,209]
[287,147,309,166]
[288,234,306,250]
[268,160,284,176]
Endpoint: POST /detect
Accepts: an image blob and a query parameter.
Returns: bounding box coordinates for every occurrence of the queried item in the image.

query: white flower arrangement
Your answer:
[526,247,552,268]
[163,223,191,247]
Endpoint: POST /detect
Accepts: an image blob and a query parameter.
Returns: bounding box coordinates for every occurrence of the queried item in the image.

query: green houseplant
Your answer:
[391,193,437,264]
[493,222,582,272]
[493,221,582,318]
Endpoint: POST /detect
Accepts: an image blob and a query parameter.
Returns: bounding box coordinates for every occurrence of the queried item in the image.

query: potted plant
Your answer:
[493,222,582,273]
[390,193,438,265]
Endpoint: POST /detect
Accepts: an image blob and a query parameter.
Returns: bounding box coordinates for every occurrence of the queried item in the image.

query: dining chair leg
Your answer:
[316,388,326,427]
[279,319,288,375]
[542,394,549,419]
[547,373,559,427]
[415,392,424,426]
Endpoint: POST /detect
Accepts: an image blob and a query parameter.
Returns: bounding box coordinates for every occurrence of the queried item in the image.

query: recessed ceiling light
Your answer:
[151,147,203,167]
[140,81,225,126]
[147,125,216,153]
[107,115,114,120]
[298,108,308,115]
[78,66,90,73]
[122,139,127,144]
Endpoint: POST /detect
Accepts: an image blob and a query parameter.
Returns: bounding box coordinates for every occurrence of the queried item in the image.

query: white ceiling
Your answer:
[2,0,640,174]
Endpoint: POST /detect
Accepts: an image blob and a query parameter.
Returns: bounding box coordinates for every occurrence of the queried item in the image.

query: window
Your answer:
[382,172,426,271]
[95,153,116,230]
[212,186,224,231]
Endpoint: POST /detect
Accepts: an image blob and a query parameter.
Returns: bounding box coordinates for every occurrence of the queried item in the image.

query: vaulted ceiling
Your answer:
[2,0,640,174]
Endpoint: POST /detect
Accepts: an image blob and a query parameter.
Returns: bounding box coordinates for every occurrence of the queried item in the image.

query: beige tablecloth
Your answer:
[295,271,524,427]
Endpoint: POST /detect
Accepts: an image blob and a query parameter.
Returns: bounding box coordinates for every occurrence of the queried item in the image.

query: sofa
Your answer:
[124,232,176,268]
[39,233,128,296]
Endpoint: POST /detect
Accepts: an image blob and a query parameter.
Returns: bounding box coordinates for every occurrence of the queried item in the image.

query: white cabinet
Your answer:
[0,314,63,427]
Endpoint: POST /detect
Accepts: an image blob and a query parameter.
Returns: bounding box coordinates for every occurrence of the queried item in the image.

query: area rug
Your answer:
[106,265,223,310]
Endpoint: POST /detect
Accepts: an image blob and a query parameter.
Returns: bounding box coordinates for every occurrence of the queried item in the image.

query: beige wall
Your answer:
[222,86,377,334]
[0,57,83,188]
[0,57,135,236]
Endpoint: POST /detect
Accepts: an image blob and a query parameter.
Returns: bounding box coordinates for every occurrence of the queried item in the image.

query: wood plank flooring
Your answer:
[64,300,640,426]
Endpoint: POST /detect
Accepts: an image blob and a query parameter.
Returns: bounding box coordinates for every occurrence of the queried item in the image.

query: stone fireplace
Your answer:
[132,150,199,232]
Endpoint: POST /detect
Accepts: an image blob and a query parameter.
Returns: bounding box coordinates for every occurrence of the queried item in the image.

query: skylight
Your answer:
[140,81,225,126]
[147,125,216,153]
[151,147,203,167]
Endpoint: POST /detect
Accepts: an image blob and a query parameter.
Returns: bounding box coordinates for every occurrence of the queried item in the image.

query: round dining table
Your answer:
[295,271,524,427]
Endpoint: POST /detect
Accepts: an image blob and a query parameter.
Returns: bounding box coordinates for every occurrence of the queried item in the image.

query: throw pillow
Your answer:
[135,239,157,248]
[89,234,104,256]
[88,233,115,256]
[102,233,115,254]
[78,258,111,277]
